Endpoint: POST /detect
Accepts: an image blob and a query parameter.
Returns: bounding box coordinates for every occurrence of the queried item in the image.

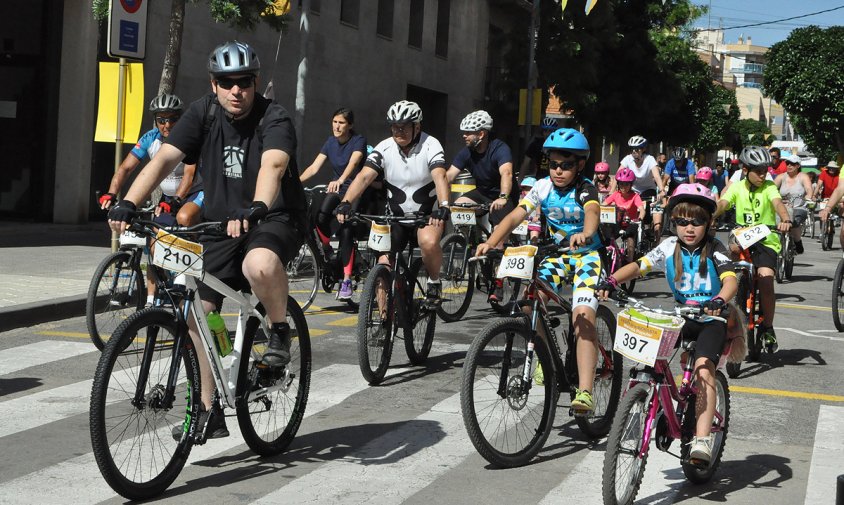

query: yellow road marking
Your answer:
[327,316,358,327]
[730,385,844,402]
[778,303,830,312]
[37,331,90,338]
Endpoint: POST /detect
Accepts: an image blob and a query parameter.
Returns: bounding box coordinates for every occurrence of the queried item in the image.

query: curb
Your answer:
[0,295,87,333]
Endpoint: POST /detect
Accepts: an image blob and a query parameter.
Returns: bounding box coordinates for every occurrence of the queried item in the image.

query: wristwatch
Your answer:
[498,193,509,199]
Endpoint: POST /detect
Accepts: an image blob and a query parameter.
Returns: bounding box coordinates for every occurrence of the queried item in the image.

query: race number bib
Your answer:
[732,224,771,249]
[152,230,204,278]
[368,222,392,252]
[119,230,146,248]
[450,207,477,226]
[600,206,617,224]
[496,245,537,280]
[614,314,664,366]
[513,220,529,236]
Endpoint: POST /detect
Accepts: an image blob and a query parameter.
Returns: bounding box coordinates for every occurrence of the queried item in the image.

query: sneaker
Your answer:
[688,435,713,466]
[337,279,354,301]
[425,280,442,307]
[571,388,595,412]
[761,327,779,354]
[171,405,229,441]
[532,362,544,386]
[262,322,292,367]
[488,280,504,303]
[795,240,804,254]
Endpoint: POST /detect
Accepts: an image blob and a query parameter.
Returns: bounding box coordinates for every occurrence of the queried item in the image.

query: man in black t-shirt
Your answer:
[109,41,305,440]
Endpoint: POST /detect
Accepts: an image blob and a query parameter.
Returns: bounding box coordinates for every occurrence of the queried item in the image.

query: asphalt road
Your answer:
[0,232,842,504]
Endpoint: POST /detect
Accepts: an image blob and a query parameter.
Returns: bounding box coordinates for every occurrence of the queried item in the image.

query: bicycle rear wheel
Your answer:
[287,241,320,311]
[832,259,844,332]
[236,298,311,456]
[575,305,623,438]
[405,258,437,364]
[681,371,730,483]
[460,318,557,468]
[86,251,146,351]
[784,239,795,280]
[356,264,395,384]
[602,382,651,505]
[775,235,785,284]
[90,308,198,500]
[436,233,475,322]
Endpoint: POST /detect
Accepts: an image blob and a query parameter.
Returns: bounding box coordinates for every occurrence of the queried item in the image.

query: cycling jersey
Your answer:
[131,128,203,196]
[639,237,735,305]
[819,168,839,199]
[720,179,782,253]
[664,158,697,188]
[450,138,514,200]
[365,132,446,215]
[620,154,659,194]
[519,176,602,254]
[603,190,642,222]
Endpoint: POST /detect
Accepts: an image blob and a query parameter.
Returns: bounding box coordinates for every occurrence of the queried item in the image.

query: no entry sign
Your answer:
[107,0,149,59]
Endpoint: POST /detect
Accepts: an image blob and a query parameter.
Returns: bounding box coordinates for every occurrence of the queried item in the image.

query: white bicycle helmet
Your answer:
[739,145,772,169]
[208,41,261,77]
[459,110,493,131]
[628,135,648,148]
[149,93,184,113]
[387,100,423,124]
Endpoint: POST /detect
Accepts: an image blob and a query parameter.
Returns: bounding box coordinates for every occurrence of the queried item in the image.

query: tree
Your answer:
[534,0,709,144]
[92,0,289,93]
[732,118,771,151]
[694,84,739,153]
[764,26,844,159]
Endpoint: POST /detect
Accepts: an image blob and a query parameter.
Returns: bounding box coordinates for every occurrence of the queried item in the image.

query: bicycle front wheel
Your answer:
[832,259,844,332]
[436,233,475,322]
[287,241,320,311]
[575,305,623,438]
[602,382,652,505]
[86,251,146,351]
[681,371,730,484]
[90,308,199,500]
[236,297,311,456]
[404,258,437,364]
[460,318,557,468]
[357,264,395,384]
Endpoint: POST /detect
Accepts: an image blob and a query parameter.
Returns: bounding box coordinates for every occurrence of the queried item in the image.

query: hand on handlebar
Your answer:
[226,201,268,237]
[327,180,343,193]
[475,242,493,257]
[490,197,507,212]
[568,232,588,249]
[334,201,352,224]
[429,206,450,227]
[702,296,727,316]
[107,200,138,234]
[98,192,117,210]
[776,220,792,233]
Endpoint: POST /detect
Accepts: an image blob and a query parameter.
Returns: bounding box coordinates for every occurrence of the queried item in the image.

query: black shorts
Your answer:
[198,214,304,309]
[680,318,727,366]
[460,188,516,226]
[389,222,421,256]
[749,242,777,271]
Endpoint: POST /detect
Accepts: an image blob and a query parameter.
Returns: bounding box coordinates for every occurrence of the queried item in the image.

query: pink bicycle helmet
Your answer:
[594,162,610,174]
[667,183,716,214]
[615,167,636,183]
[696,166,713,182]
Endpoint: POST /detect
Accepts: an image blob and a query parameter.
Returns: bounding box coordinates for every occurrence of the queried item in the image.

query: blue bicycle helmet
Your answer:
[543,128,590,158]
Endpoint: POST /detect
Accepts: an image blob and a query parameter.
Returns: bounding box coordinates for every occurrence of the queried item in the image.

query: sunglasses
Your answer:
[549,160,578,171]
[672,217,707,227]
[216,76,254,90]
[155,116,179,125]
[390,123,413,133]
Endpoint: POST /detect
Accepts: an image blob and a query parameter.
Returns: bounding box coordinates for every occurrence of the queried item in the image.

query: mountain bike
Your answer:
[774,231,795,283]
[352,211,438,384]
[460,242,621,468]
[90,217,311,500]
[600,205,638,293]
[602,294,733,505]
[437,202,522,322]
[87,201,168,350]
[726,225,768,378]
[803,200,817,238]
[820,201,840,251]
[287,185,374,310]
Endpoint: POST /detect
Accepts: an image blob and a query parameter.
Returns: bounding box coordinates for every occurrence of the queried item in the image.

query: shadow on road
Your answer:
[728,348,827,379]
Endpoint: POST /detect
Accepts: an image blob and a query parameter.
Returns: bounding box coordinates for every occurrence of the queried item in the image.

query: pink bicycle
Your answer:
[602,294,740,505]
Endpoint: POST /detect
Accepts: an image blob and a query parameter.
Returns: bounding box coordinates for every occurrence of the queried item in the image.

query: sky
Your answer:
[693,1,844,48]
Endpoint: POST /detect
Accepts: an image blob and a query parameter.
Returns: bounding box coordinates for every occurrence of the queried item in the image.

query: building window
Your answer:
[435,0,450,57]
[377,0,394,39]
[310,0,321,14]
[340,0,359,27]
[408,0,424,49]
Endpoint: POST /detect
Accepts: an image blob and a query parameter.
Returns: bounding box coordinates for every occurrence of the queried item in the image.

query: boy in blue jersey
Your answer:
[476,128,603,413]
[596,183,738,466]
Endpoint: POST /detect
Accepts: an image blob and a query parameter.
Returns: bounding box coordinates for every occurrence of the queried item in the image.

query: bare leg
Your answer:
[242,247,287,324]
[573,306,598,392]
[694,358,717,437]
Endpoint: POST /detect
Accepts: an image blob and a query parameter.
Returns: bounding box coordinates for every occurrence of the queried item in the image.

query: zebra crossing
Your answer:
[0,336,840,505]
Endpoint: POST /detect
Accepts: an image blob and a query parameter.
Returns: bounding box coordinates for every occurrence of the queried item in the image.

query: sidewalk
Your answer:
[0,221,112,332]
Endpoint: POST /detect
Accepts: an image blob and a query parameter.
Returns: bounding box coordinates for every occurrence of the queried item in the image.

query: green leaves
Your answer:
[92,0,288,32]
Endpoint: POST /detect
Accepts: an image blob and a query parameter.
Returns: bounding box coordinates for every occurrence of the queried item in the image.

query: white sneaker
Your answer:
[688,435,713,465]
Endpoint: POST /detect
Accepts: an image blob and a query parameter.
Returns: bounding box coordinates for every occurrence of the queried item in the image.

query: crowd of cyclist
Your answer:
[101,40,842,465]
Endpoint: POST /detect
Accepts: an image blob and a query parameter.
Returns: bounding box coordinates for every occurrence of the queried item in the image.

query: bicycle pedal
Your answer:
[569,407,592,418]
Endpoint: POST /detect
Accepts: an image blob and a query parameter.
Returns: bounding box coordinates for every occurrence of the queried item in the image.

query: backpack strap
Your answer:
[202,97,219,137]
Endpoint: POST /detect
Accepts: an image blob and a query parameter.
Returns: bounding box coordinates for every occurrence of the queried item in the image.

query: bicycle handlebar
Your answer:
[345,211,430,228]
[449,202,491,211]
[610,292,727,323]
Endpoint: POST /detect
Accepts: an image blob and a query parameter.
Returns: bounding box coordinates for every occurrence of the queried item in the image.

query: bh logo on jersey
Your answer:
[674,272,712,293]
[223,146,244,179]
